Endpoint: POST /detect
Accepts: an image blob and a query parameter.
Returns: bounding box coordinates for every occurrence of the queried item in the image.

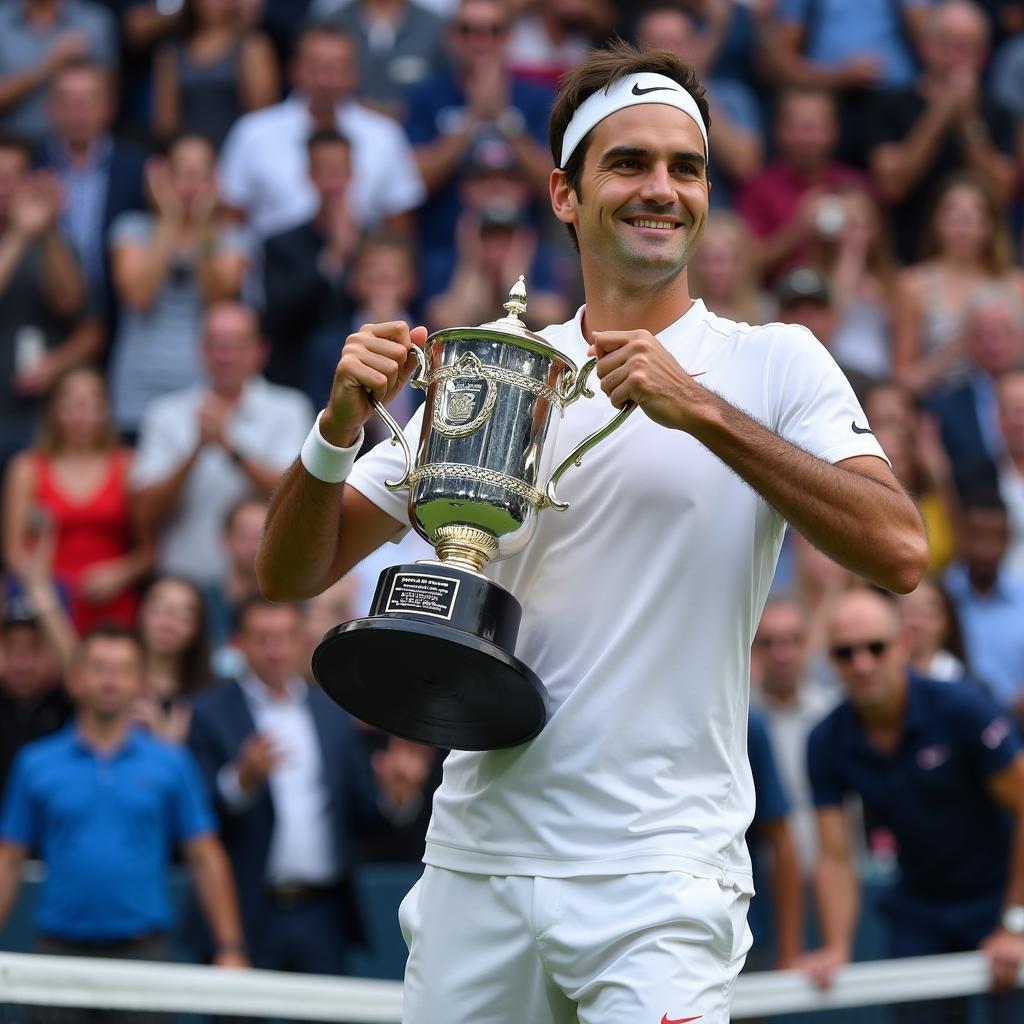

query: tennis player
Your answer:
[258,41,929,1024]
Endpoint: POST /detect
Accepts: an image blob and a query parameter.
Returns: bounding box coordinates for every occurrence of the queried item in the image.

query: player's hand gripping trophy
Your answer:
[313,278,633,750]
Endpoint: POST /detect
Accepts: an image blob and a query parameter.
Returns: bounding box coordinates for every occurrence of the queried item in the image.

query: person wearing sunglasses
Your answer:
[801,587,1024,1023]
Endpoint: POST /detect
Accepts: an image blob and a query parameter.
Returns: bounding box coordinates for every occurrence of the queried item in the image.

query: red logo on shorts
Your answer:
[661,1016,702,1024]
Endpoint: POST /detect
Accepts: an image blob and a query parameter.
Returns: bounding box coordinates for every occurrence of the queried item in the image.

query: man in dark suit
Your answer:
[927,289,1024,495]
[186,596,429,972]
[36,58,147,328]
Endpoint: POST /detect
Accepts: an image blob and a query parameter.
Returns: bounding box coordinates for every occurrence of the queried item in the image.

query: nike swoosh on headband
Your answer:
[631,83,677,96]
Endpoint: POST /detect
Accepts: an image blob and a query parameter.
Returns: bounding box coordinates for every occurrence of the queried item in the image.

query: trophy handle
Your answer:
[545,357,635,511]
[368,344,429,491]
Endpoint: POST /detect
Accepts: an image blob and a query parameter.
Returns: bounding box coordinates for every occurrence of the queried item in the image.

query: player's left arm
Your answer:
[981,754,1024,991]
[590,330,928,594]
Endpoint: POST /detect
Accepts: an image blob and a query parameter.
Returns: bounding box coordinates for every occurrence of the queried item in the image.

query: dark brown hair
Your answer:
[81,624,145,663]
[549,39,710,199]
[138,575,213,696]
[920,171,1013,273]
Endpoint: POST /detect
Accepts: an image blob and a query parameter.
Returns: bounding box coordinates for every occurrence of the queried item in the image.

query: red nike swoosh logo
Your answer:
[662,1016,702,1024]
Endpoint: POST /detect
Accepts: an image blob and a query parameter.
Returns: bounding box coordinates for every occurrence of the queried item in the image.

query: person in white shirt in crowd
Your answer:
[131,300,313,589]
[218,19,424,242]
[751,597,837,875]
[185,596,433,971]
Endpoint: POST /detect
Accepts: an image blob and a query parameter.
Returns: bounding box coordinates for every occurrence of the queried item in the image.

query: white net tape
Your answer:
[1,951,1022,1021]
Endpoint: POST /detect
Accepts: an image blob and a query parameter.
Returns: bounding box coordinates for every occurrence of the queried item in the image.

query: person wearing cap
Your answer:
[258,40,928,1023]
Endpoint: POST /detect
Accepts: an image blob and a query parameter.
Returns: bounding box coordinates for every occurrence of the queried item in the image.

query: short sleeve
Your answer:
[766,324,891,466]
[807,717,846,808]
[951,686,1022,779]
[218,121,255,212]
[131,401,192,489]
[168,746,217,843]
[748,710,791,824]
[0,750,39,848]
[373,123,426,218]
[109,210,154,248]
[346,404,426,526]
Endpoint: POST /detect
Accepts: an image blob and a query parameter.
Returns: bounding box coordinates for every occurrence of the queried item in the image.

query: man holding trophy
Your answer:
[258,41,929,1024]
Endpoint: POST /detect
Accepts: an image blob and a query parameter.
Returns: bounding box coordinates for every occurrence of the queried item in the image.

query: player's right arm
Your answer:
[257,322,428,601]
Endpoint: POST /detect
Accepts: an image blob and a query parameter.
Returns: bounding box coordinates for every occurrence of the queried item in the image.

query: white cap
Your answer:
[559,72,709,169]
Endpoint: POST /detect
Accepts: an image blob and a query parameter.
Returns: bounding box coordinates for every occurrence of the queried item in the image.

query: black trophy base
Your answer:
[312,563,548,751]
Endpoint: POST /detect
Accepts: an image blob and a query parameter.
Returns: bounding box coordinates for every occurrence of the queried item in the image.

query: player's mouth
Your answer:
[618,215,684,234]
[624,217,682,231]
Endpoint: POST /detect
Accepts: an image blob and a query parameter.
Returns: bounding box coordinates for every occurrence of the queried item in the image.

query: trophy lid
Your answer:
[426,276,577,368]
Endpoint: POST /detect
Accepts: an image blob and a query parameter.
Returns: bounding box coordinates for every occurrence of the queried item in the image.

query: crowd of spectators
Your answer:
[0,0,1023,1009]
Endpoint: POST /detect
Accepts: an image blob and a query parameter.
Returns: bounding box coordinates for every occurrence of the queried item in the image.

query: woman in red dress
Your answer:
[2,367,152,635]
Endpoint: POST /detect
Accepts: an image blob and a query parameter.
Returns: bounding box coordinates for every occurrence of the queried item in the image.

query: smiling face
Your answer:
[552,103,709,292]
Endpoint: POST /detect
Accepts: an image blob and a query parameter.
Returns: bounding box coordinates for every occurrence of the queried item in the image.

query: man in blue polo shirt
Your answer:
[0,625,247,981]
[800,588,1024,1023]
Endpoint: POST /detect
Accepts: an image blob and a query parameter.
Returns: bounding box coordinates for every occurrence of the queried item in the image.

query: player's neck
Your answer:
[580,268,694,336]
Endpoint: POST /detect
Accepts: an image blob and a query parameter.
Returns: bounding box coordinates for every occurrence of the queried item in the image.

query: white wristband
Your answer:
[300,412,363,483]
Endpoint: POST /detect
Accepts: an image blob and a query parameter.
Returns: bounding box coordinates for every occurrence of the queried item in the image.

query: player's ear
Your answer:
[550,168,577,226]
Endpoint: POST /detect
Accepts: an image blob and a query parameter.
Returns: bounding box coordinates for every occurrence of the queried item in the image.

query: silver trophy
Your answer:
[312,278,633,749]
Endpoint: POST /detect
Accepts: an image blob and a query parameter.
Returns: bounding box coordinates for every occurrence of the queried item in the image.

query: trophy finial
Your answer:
[502,275,528,321]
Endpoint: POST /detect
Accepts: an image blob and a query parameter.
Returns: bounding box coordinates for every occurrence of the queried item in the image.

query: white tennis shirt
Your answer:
[347,300,887,891]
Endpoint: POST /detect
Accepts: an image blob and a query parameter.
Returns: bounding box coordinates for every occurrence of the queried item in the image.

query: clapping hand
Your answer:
[235,732,287,792]
[145,158,184,222]
[198,393,232,448]
[10,171,63,239]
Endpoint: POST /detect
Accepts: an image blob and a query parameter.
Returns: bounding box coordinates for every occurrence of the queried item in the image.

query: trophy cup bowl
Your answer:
[312,278,633,750]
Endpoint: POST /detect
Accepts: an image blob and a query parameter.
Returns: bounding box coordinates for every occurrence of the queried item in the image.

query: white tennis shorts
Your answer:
[399,866,752,1024]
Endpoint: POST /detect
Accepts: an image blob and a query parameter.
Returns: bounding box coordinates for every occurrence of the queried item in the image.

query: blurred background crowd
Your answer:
[1,0,1024,1005]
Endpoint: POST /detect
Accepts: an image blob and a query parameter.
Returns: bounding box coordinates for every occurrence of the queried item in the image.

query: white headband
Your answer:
[559,72,708,169]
